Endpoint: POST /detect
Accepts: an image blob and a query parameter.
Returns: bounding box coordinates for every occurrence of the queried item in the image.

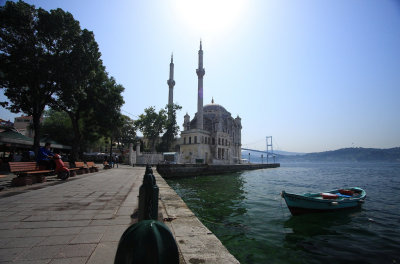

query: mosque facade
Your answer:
[168,42,242,164]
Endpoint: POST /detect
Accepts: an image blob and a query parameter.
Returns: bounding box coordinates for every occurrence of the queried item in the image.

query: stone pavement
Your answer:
[0,165,144,263]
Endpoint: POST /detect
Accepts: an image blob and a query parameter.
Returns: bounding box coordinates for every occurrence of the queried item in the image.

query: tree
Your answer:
[134,107,167,152]
[158,104,182,152]
[1,1,125,159]
[50,27,105,160]
[0,1,81,153]
[41,109,74,146]
[114,115,136,152]
[91,75,125,159]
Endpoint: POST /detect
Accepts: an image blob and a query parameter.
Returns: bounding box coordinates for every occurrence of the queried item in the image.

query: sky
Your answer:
[1,0,400,153]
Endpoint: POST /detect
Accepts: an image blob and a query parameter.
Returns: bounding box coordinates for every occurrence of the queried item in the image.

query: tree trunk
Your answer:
[109,136,113,160]
[151,138,156,153]
[69,113,81,162]
[128,143,133,166]
[32,113,42,156]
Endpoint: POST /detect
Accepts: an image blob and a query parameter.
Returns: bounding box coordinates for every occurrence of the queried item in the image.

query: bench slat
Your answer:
[9,162,54,176]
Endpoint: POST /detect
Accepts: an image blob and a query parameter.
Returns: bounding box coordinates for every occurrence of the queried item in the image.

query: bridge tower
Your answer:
[266,136,274,163]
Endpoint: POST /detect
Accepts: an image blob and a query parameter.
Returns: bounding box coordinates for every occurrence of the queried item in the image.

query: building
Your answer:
[177,42,242,164]
[13,115,42,138]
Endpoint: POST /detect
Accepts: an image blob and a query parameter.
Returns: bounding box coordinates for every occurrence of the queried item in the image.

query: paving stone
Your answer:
[17,245,65,260]
[115,206,134,216]
[56,243,96,258]
[69,214,95,220]
[38,235,76,246]
[49,257,88,264]
[22,215,49,221]
[26,227,58,237]
[0,214,29,221]
[86,242,118,264]
[0,236,45,248]
[0,247,23,261]
[92,213,111,220]
[101,225,127,242]
[79,225,108,234]
[0,228,34,238]
[70,233,103,244]
[1,259,52,264]
[0,221,19,229]
[46,214,74,221]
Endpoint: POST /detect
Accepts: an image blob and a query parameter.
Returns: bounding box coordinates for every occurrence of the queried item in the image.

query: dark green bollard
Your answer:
[145,164,152,174]
[114,220,179,264]
[138,166,159,221]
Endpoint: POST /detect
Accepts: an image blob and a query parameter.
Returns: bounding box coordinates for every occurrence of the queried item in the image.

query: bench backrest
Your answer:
[9,162,39,173]
[75,161,85,168]
[86,161,96,167]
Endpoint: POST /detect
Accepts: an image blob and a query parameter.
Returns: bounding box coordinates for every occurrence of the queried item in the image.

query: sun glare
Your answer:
[173,0,247,37]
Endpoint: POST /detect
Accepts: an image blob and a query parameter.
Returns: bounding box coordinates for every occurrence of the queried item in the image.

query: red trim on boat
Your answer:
[321,193,339,199]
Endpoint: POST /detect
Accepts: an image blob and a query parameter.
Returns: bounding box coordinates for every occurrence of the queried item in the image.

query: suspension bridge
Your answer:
[241,136,277,163]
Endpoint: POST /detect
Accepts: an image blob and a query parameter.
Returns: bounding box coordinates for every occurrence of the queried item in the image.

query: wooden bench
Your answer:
[86,161,99,172]
[63,162,80,177]
[75,161,89,174]
[8,162,53,186]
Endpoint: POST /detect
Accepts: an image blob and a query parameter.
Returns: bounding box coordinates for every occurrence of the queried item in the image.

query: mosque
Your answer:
[167,42,242,164]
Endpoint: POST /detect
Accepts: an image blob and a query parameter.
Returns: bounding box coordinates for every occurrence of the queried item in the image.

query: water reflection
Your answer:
[284,208,362,237]
[168,172,247,224]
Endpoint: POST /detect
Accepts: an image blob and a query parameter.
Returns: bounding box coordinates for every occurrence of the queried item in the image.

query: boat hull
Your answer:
[282,188,366,216]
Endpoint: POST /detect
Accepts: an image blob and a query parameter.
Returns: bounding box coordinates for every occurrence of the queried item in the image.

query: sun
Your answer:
[172,0,247,37]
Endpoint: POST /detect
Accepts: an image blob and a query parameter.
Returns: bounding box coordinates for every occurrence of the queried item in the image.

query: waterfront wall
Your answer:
[136,153,163,165]
[154,171,240,263]
[157,163,280,178]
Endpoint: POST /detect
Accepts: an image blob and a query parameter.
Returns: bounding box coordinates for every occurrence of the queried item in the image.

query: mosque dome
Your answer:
[203,103,228,114]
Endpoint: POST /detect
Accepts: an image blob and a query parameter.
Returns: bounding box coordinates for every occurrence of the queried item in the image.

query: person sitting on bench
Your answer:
[36,142,55,170]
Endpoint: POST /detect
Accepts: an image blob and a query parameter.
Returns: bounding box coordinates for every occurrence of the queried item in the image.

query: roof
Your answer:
[0,130,71,149]
[203,103,229,114]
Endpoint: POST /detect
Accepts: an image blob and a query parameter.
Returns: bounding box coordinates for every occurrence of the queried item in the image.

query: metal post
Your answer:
[248,153,250,164]
[261,154,263,164]
[138,164,159,221]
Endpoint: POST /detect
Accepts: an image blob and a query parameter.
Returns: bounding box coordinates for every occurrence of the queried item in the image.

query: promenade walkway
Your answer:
[0,165,143,263]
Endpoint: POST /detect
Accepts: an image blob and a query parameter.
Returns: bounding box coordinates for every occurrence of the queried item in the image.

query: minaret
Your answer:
[196,40,205,130]
[167,53,175,106]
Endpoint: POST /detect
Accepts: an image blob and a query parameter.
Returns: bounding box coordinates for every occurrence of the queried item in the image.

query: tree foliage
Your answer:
[0,1,125,159]
[134,107,167,152]
[158,104,182,152]
[135,104,181,153]
[0,1,79,152]
[49,24,125,160]
[41,109,73,146]
[114,115,136,145]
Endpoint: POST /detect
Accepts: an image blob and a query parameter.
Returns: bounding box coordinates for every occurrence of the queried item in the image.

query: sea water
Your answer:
[166,162,400,264]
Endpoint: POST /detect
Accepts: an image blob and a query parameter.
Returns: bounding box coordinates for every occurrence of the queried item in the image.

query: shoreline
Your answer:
[157,163,280,178]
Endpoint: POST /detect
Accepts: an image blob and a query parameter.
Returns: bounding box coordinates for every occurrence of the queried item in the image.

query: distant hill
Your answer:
[295,147,400,162]
[273,150,305,156]
[242,147,400,162]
